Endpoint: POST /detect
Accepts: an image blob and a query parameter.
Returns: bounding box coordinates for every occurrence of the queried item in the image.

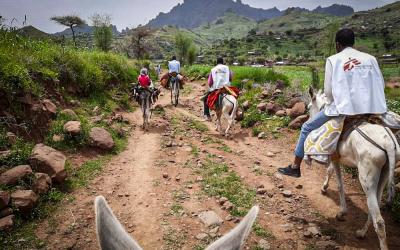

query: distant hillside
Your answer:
[54,24,120,37]
[256,10,342,34]
[313,4,354,17]
[17,25,52,39]
[193,12,257,42]
[147,0,281,29]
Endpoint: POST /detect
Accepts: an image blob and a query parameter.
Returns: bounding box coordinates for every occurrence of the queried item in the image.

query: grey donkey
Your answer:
[95,196,260,250]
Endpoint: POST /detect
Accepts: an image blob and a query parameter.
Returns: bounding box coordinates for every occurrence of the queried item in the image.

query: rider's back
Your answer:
[326,47,387,116]
[168,60,180,73]
[210,64,230,91]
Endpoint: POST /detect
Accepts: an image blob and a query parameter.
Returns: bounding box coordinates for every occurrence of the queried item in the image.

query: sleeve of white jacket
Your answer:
[324,59,334,104]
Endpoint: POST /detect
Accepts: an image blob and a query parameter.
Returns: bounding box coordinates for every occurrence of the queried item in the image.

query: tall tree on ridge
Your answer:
[51,15,85,47]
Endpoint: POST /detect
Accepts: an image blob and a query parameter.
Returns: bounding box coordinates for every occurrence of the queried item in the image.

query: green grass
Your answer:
[217,144,232,153]
[188,118,209,132]
[199,159,256,217]
[253,223,275,239]
[170,203,184,216]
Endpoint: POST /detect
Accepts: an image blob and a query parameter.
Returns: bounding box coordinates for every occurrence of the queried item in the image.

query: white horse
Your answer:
[215,93,238,137]
[94,196,259,250]
[308,88,400,250]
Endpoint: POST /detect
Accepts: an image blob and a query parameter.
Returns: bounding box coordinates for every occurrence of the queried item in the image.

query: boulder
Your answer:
[32,173,52,194]
[257,103,267,112]
[242,101,250,111]
[288,102,306,118]
[236,110,244,121]
[289,115,309,129]
[0,191,10,210]
[6,132,17,145]
[11,190,38,215]
[276,110,286,117]
[63,121,81,135]
[0,215,14,231]
[287,97,303,108]
[266,102,275,113]
[89,127,115,150]
[0,208,13,218]
[60,109,78,118]
[29,144,67,183]
[43,99,57,114]
[261,90,269,98]
[0,165,33,186]
[198,211,223,227]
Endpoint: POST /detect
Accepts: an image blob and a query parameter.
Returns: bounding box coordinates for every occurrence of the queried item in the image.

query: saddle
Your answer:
[207,86,240,111]
[304,113,400,165]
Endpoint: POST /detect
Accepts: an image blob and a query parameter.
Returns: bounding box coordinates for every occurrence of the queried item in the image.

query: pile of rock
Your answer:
[253,88,309,129]
[0,144,66,231]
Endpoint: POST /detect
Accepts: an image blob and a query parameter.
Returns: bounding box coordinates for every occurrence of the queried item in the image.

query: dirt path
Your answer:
[35,80,400,250]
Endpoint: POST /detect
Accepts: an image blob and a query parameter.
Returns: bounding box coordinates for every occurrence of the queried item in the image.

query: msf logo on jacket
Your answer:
[343,58,361,72]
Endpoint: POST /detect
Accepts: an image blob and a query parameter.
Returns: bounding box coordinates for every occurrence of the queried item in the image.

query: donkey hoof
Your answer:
[336,212,346,221]
[355,230,366,239]
[321,186,328,195]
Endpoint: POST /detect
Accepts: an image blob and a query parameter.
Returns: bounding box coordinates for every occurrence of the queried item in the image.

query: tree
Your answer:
[129,26,152,59]
[51,15,85,47]
[90,14,113,52]
[175,32,196,65]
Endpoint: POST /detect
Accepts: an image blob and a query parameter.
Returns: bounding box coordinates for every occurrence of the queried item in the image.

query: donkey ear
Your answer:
[205,206,260,250]
[308,86,315,100]
[95,196,144,250]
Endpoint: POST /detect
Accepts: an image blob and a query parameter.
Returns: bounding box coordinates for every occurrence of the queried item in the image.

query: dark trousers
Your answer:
[203,92,211,116]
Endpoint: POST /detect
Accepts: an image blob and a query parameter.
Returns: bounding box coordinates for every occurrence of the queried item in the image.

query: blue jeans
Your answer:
[294,110,332,158]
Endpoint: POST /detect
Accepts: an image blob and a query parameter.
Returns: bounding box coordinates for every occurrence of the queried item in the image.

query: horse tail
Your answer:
[385,128,399,207]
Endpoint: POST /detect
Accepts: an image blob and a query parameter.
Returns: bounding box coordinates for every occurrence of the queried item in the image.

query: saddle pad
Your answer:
[207,87,240,111]
[304,116,345,165]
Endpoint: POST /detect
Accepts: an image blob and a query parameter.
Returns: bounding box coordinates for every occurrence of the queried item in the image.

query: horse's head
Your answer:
[308,86,326,119]
[95,196,259,250]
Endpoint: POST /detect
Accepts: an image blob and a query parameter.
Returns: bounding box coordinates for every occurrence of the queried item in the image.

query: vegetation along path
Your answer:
[27,80,400,249]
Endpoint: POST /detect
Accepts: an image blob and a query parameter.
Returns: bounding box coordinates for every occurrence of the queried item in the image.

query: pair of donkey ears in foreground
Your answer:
[94,196,260,250]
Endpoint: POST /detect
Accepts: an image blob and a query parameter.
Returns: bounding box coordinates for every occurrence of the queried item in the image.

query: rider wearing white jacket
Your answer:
[279,28,387,178]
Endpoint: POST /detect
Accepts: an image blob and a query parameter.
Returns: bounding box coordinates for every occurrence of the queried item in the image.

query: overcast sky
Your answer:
[0,0,397,33]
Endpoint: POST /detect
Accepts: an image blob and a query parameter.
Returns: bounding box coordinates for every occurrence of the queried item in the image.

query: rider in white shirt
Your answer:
[278,28,387,178]
[168,56,180,74]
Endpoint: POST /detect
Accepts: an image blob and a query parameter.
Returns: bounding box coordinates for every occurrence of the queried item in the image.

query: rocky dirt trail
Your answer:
[35,80,399,250]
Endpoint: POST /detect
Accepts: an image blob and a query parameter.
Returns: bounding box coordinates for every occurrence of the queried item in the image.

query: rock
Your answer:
[266,102,275,114]
[91,115,104,123]
[0,208,13,218]
[266,152,275,157]
[29,144,67,183]
[209,226,219,234]
[235,110,244,121]
[261,90,269,98]
[0,215,14,231]
[289,115,309,129]
[257,103,267,112]
[287,97,303,108]
[257,188,268,195]
[0,191,10,210]
[63,121,81,135]
[11,190,38,215]
[282,190,293,198]
[307,226,321,237]
[296,184,303,189]
[6,132,17,145]
[196,233,208,240]
[288,102,306,118]
[52,134,64,142]
[219,197,228,205]
[258,132,266,139]
[258,239,271,249]
[303,230,312,238]
[0,150,11,159]
[242,101,250,110]
[32,173,52,194]
[225,215,233,221]
[274,173,284,180]
[198,211,223,227]
[222,201,234,211]
[0,165,33,186]
[89,127,115,150]
[273,89,282,95]
[163,173,169,178]
[43,99,57,114]
[275,110,286,117]
[60,109,78,118]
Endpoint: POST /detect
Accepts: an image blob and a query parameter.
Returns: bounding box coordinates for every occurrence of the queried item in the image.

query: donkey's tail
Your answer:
[230,96,239,118]
[385,128,399,207]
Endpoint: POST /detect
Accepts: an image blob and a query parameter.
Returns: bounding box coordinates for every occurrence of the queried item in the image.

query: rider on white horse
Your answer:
[202,57,233,121]
[279,28,387,178]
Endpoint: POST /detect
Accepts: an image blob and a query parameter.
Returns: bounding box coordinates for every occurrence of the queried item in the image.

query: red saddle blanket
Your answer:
[207,86,240,111]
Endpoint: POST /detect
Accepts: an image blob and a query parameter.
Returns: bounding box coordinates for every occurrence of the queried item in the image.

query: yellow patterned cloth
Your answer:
[304,116,345,165]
